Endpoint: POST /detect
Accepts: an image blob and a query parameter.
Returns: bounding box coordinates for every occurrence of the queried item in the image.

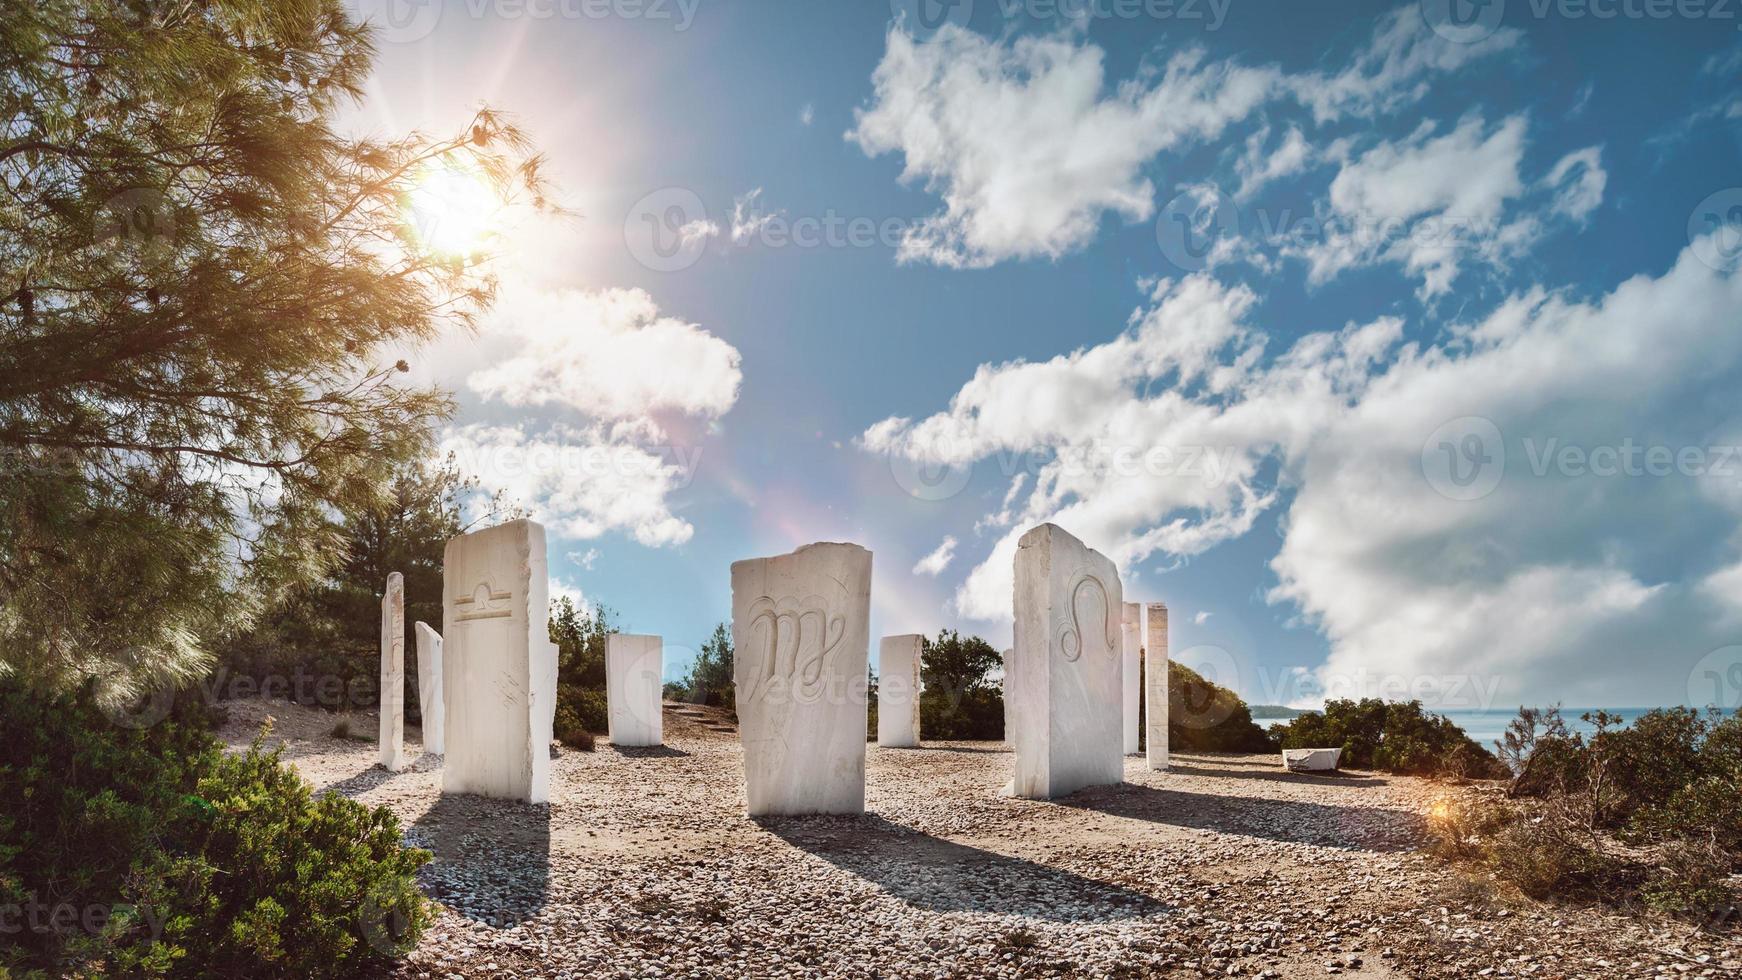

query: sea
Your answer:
[1436,707,1662,749]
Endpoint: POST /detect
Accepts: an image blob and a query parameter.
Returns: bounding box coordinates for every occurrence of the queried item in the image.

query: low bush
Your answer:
[1270,698,1507,778]
[0,678,430,977]
[553,697,598,751]
[1429,706,1742,926]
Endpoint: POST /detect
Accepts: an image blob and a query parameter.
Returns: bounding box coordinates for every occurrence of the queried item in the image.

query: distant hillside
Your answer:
[1248,704,1305,720]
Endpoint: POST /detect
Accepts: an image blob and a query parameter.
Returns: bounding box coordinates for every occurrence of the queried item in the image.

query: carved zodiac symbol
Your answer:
[454,581,513,622]
[1056,574,1116,663]
[743,594,846,702]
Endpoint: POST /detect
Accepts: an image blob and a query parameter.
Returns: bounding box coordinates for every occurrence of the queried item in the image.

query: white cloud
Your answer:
[1235,125,1313,200]
[848,26,1283,267]
[1287,114,1534,299]
[443,423,703,547]
[466,287,742,423]
[864,239,1742,705]
[569,548,601,570]
[551,577,589,612]
[913,536,959,576]
[422,284,740,552]
[848,8,1516,268]
[1289,8,1521,123]
[799,102,815,126]
[1542,146,1606,223]
[1193,611,1212,625]
[729,188,783,244]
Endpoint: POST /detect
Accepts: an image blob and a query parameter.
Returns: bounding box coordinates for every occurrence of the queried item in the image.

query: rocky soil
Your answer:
[220,699,1740,979]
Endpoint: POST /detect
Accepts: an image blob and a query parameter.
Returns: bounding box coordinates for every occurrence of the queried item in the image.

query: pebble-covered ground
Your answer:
[221,699,1740,979]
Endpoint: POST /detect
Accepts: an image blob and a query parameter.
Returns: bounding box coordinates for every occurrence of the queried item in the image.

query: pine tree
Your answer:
[0,1,555,698]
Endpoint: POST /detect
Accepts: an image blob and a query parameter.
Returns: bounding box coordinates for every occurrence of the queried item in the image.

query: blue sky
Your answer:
[350,0,1742,710]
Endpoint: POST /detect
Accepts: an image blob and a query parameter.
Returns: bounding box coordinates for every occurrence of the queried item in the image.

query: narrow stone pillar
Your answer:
[1145,602,1170,771]
[606,634,664,747]
[732,542,872,816]
[1122,601,1141,755]
[1007,523,1123,799]
[379,572,408,772]
[414,622,444,755]
[877,634,923,748]
[442,519,558,804]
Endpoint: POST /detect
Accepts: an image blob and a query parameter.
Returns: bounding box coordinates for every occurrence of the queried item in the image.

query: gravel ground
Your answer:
[220,699,1740,979]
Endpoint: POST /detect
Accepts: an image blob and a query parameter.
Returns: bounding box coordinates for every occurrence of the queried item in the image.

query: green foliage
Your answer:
[220,455,514,719]
[556,684,609,739]
[1429,706,1742,925]
[0,0,555,696]
[1169,662,1275,753]
[550,600,614,748]
[0,677,430,976]
[552,598,616,691]
[552,696,597,752]
[918,630,1003,740]
[680,622,735,707]
[1269,698,1506,778]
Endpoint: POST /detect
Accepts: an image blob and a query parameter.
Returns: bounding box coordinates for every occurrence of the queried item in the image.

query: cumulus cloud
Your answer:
[913,536,959,576]
[429,285,741,551]
[864,239,1742,705]
[443,423,705,547]
[467,287,742,422]
[848,7,1516,268]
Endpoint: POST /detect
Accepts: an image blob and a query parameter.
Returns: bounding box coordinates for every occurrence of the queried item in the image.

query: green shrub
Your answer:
[918,630,1004,741]
[0,679,430,977]
[1431,706,1742,926]
[553,699,597,751]
[1169,662,1275,753]
[1269,698,1505,778]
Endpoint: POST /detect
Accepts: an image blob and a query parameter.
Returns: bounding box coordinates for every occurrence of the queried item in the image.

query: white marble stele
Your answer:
[1001,648,1014,747]
[414,621,444,755]
[1145,602,1170,771]
[1006,523,1124,799]
[732,542,872,816]
[1122,601,1141,756]
[606,634,664,747]
[877,634,923,748]
[441,519,559,804]
[379,572,408,772]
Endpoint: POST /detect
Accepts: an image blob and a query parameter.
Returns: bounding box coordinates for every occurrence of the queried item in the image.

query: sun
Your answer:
[405,159,502,258]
